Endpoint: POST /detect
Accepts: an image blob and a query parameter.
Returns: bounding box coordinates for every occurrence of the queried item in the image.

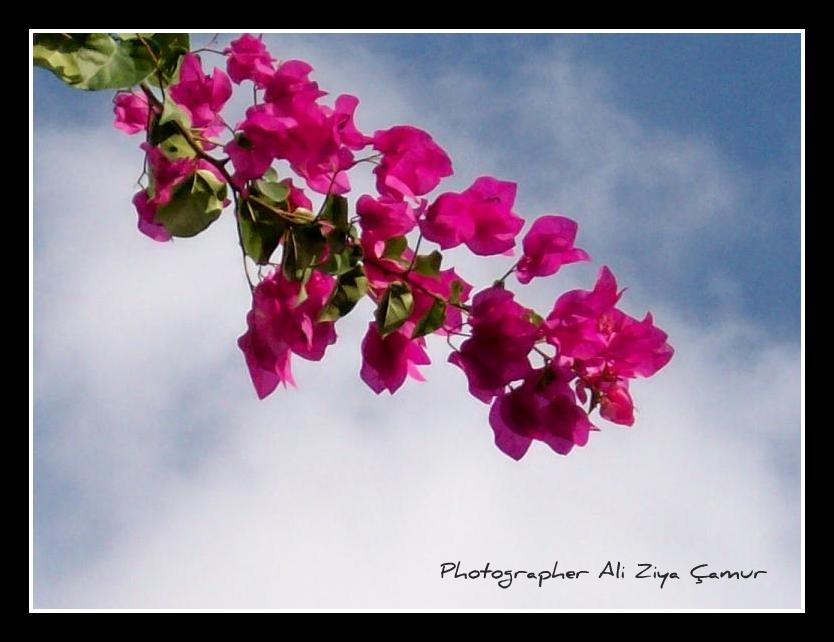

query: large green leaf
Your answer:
[254,177,290,204]
[382,235,409,265]
[238,200,287,265]
[158,93,191,129]
[319,265,369,322]
[107,33,189,85]
[321,242,362,276]
[283,224,327,281]
[155,170,227,237]
[158,133,196,160]
[145,33,190,82]
[375,282,414,335]
[413,250,443,277]
[33,33,155,90]
[146,94,193,147]
[412,298,446,338]
[319,194,349,232]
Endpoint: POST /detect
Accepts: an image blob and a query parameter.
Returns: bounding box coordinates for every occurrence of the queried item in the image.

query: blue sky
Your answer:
[32,33,802,609]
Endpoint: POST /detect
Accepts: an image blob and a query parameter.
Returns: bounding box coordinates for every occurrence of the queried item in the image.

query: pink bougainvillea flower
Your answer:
[233,90,364,194]
[574,367,635,426]
[545,266,673,377]
[131,143,228,242]
[238,312,295,399]
[489,364,593,460]
[132,190,171,242]
[359,235,408,293]
[113,91,149,135]
[280,97,366,194]
[421,177,525,256]
[238,269,338,399]
[224,137,274,186]
[597,379,635,425]
[264,59,326,114]
[356,195,417,241]
[544,265,622,360]
[515,215,590,284]
[599,311,675,378]
[372,125,453,200]
[145,146,197,204]
[224,33,274,87]
[226,103,294,184]
[301,162,352,196]
[330,94,372,151]
[449,286,539,402]
[544,266,673,427]
[169,53,232,129]
[230,54,368,194]
[141,143,227,203]
[360,323,431,394]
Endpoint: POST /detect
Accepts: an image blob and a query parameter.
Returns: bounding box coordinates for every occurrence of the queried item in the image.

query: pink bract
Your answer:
[132,190,171,242]
[489,364,593,460]
[356,195,417,241]
[113,91,149,135]
[516,215,591,284]
[224,34,274,87]
[169,53,232,129]
[448,286,539,402]
[360,323,431,394]
[238,270,337,399]
[372,125,453,200]
[421,176,525,256]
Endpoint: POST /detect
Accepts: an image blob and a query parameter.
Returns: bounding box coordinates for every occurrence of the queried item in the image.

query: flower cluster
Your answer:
[40,31,677,461]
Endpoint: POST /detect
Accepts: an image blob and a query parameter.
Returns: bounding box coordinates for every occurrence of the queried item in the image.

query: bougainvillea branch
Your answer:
[33,32,674,460]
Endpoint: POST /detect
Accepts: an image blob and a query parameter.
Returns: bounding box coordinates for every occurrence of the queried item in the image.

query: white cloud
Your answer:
[32,35,800,609]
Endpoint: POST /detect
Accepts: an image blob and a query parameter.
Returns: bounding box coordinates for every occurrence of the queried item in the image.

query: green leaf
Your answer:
[238,201,287,265]
[120,33,189,86]
[146,33,189,82]
[413,250,443,277]
[283,225,327,281]
[262,167,278,182]
[412,298,446,338]
[321,242,361,276]
[375,282,414,335]
[158,133,196,160]
[33,33,155,90]
[254,178,290,204]
[159,93,191,129]
[382,236,408,262]
[526,310,545,326]
[294,268,315,305]
[319,265,369,322]
[347,223,360,241]
[319,195,349,232]
[155,170,227,237]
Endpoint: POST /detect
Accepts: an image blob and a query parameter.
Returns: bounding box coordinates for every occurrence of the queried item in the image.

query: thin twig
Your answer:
[406,232,423,273]
[233,194,255,292]
[249,195,316,224]
[495,261,519,284]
